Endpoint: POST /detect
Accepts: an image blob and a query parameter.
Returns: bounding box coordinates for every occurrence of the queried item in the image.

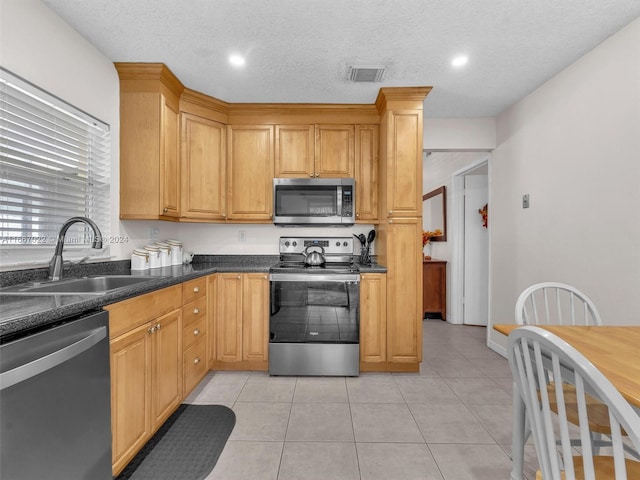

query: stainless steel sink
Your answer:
[0,275,165,296]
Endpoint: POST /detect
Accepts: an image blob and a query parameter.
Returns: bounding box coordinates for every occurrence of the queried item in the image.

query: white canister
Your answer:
[154,242,172,267]
[165,239,183,266]
[143,245,162,269]
[131,249,150,271]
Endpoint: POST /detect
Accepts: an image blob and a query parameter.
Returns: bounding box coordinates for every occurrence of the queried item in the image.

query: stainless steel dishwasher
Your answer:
[0,310,112,479]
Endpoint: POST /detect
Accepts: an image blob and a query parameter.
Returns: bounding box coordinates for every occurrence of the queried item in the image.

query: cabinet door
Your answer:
[160,98,180,218]
[180,113,226,220]
[314,125,355,177]
[384,218,422,363]
[110,323,152,473]
[216,273,243,362]
[242,273,269,361]
[360,273,387,363]
[150,309,182,429]
[385,111,423,217]
[275,125,314,177]
[355,125,379,222]
[227,125,274,220]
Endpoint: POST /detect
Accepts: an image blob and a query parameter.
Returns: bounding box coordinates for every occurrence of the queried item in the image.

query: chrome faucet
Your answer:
[49,217,103,280]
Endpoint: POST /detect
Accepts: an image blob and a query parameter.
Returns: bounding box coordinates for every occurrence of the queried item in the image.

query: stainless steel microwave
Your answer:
[273,178,355,226]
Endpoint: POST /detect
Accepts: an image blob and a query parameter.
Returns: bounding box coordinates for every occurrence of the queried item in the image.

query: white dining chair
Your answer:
[515,282,602,327]
[514,283,612,458]
[507,326,640,480]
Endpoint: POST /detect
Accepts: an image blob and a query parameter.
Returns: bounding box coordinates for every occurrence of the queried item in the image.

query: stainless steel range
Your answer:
[269,236,360,376]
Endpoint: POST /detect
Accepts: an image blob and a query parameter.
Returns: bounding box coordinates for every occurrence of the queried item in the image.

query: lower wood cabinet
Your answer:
[214,272,269,370]
[359,273,387,368]
[423,260,446,320]
[106,285,182,476]
[181,277,208,395]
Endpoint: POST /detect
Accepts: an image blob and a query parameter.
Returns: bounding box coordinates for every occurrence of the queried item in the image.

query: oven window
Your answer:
[274,186,338,217]
[270,281,359,343]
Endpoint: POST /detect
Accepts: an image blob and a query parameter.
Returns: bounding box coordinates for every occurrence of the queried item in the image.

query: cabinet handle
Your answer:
[193,286,200,293]
[309,173,314,177]
[193,357,201,365]
[193,307,200,315]
[237,275,241,279]
[193,328,200,336]
[163,207,168,213]
[155,323,162,331]
[264,275,267,280]
[388,210,393,214]
[222,214,226,218]
[148,325,157,334]
[356,212,360,218]
[389,219,393,224]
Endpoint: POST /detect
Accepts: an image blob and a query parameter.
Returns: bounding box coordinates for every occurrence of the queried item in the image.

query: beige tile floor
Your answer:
[185,320,540,480]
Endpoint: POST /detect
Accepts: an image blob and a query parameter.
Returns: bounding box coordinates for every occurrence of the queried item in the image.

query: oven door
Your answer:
[269,273,360,376]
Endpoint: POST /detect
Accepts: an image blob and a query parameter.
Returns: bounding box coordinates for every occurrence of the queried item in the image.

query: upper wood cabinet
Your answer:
[275,124,355,178]
[227,125,274,221]
[355,125,379,222]
[180,113,226,220]
[383,110,424,218]
[116,63,184,220]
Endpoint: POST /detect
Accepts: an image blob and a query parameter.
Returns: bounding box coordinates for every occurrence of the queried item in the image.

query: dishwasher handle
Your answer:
[0,326,107,391]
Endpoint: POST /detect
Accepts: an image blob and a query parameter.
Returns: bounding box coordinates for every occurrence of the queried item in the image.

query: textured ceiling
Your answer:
[41,0,640,118]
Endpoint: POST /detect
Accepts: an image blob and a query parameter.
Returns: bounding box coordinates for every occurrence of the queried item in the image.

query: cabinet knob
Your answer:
[193,307,200,315]
[309,173,314,177]
[222,214,227,218]
[193,286,200,293]
[163,207,168,213]
[148,325,157,334]
[193,357,201,365]
[388,210,393,214]
[193,328,200,336]
[156,323,162,330]
[264,275,268,280]
[356,212,360,218]
[237,275,241,279]
[389,219,393,224]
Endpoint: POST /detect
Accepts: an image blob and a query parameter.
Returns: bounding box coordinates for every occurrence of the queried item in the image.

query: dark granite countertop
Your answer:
[0,254,386,340]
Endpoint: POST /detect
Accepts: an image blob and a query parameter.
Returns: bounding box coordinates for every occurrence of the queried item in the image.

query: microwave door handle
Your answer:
[337,185,342,216]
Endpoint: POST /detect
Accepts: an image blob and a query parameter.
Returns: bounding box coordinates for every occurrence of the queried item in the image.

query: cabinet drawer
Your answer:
[106,284,182,338]
[183,316,206,349]
[182,296,206,327]
[183,337,207,395]
[182,277,206,304]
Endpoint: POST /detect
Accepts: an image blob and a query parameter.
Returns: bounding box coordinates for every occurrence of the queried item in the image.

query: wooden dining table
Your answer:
[494,324,640,480]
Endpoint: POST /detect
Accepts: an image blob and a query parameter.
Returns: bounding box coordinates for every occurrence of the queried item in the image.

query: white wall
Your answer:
[489,17,640,351]
[424,118,496,151]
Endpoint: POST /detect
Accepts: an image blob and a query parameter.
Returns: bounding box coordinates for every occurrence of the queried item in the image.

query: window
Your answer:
[0,67,110,267]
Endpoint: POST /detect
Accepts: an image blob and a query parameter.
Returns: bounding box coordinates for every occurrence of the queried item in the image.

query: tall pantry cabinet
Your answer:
[375,87,432,371]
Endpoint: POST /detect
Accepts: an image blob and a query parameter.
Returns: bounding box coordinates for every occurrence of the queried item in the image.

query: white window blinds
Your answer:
[0,67,110,260]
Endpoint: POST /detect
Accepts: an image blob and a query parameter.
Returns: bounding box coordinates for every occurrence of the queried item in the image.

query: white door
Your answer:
[463,174,488,325]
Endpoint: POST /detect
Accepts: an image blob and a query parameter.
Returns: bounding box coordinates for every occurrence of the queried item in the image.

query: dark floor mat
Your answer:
[115,404,236,480]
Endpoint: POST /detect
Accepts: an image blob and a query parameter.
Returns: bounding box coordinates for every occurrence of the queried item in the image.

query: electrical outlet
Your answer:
[522,194,530,209]
[149,227,159,239]
[239,230,247,242]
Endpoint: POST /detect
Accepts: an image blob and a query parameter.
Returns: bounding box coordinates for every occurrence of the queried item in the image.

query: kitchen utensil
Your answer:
[367,230,376,245]
[358,233,367,245]
[353,234,364,246]
[302,245,326,266]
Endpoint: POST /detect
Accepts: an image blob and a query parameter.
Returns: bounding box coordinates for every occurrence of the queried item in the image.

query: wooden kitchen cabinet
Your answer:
[274,125,315,177]
[215,272,269,369]
[355,125,379,222]
[379,217,423,366]
[226,125,274,221]
[423,260,446,320]
[275,124,355,178]
[180,113,226,220]
[359,273,387,367]
[382,110,424,218]
[182,277,208,395]
[314,124,355,177]
[116,63,184,220]
[106,284,183,475]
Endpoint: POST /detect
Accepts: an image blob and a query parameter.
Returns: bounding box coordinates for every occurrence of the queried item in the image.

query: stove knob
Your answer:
[284,241,290,247]
[336,241,340,247]
[343,241,348,247]
[292,241,297,247]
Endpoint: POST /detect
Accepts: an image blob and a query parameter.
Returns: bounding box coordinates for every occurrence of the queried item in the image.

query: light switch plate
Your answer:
[522,194,530,209]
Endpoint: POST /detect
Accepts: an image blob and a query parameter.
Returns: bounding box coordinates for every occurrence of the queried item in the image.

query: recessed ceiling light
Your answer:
[229,54,246,67]
[451,55,469,67]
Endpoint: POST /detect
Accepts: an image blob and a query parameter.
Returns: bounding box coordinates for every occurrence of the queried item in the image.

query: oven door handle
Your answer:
[269,273,360,283]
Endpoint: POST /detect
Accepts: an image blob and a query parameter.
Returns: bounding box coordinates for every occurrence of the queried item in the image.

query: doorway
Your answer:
[451,158,490,325]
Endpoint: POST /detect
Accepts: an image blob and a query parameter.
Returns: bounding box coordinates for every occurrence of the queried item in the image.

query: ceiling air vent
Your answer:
[347,65,386,82]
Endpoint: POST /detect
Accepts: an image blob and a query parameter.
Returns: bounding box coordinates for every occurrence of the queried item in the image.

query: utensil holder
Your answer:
[360,245,371,266]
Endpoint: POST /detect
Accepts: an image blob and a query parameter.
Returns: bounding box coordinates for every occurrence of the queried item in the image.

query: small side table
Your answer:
[423,259,446,320]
